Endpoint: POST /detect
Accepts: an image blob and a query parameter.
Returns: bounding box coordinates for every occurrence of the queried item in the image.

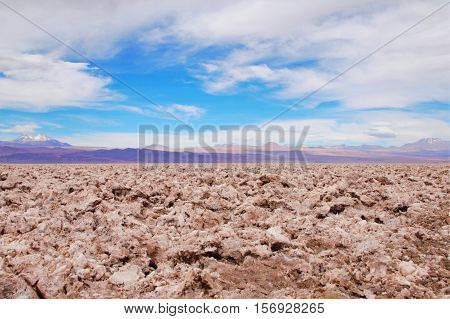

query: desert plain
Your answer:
[0,163,448,298]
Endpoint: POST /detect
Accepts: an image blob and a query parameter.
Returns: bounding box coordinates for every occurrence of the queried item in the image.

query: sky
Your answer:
[0,0,449,147]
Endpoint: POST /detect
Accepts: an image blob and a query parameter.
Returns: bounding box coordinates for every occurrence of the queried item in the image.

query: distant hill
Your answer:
[145,138,450,154]
[0,146,447,164]
[395,138,449,151]
[0,137,448,163]
[145,142,294,153]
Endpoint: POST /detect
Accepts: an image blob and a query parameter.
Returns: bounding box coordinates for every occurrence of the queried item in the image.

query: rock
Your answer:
[259,174,279,184]
[78,195,101,212]
[399,261,416,276]
[109,265,142,286]
[218,185,238,200]
[360,195,375,207]
[369,261,388,278]
[153,206,165,214]
[0,177,19,190]
[393,205,409,213]
[111,184,130,198]
[200,175,215,186]
[355,239,379,256]
[0,272,38,299]
[396,276,411,287]
[266,226,290,245]
[375,176,393,185]
[329,204,346,214]
[72,252,88,271]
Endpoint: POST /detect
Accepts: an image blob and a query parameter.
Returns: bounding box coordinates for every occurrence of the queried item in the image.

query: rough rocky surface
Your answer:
[0,164,448,299]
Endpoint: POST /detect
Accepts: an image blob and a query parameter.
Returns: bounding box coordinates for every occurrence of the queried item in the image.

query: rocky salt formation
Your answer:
[0,164,448,298]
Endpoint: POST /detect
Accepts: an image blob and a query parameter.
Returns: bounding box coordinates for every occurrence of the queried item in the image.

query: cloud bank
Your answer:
[1,0,448,111]
[0,0,448,146]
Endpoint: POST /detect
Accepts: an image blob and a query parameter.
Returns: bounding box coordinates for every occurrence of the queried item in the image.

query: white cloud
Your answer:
[0,0,193,58]
[0,123,39,134]
[0,54,118,111]
[271,110,450,146]
[169,104,205,118]
[156,104,206,120]
[0,0,228,112]
[175,0,449,109]
[0,0,448,116]
[0,0,192,111]
[365,122,397,138]
[62,109,450,148]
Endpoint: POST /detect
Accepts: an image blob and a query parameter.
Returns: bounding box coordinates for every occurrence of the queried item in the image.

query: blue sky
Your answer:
[0,0,449,147]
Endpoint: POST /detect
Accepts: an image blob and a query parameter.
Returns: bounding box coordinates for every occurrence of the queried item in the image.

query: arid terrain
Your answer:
[0,164,448,299]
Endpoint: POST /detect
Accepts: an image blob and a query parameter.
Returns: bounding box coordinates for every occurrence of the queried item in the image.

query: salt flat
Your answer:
[0,164,448,298]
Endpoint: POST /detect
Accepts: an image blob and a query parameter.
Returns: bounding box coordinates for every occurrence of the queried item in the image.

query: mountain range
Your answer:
[0,134,448,163]
[146,138,450,153]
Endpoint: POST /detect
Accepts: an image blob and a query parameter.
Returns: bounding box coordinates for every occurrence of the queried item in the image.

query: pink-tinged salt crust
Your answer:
[0,164,448,299]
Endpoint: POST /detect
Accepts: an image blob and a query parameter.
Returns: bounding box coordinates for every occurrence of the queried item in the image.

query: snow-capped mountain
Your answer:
[15,134,53,143]
[0,134,72,147]
[414,138,444,145]
[399,138,449,151]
